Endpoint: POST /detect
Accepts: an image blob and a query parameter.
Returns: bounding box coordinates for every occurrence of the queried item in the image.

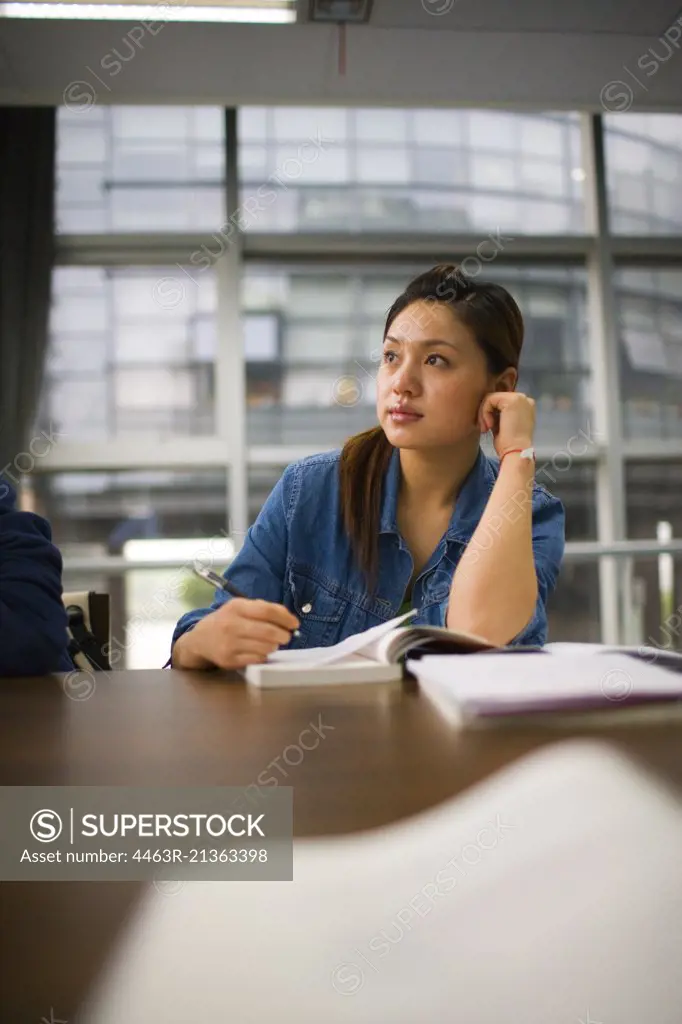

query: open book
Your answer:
[244,607,682,689]
[244,609,531,688]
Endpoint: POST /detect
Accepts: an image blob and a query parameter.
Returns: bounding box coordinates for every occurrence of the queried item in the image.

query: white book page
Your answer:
[374,624,496,663]
[267,609,418,667]
[357,625,419,664]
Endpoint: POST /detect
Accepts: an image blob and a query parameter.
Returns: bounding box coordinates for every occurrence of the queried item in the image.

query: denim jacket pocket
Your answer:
[286,565,349,648]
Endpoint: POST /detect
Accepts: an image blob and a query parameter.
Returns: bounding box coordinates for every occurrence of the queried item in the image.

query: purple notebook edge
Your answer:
[469,692,682,718]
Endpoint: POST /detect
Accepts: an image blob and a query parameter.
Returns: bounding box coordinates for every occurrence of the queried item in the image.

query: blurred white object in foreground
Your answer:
[80,739,682,1024]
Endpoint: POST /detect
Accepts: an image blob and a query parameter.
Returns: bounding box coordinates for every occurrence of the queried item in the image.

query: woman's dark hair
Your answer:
[339,263,524,589]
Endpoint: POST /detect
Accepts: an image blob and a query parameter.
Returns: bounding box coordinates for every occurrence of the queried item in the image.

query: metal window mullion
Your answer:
[55,232,682,266]
[104,268,116,437]
[222,107,248,543]
[241,232,593,262]
[58,538,682,577]
[55,234,242,266]
[581,113,627,646]
[36,438,232,472]
[105,109,113,234]
[623,439,682,460]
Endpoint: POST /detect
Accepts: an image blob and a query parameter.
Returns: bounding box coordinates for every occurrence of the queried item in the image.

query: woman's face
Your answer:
[377,299,497,449]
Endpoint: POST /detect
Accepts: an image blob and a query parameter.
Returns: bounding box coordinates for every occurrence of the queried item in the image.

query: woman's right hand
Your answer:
[171,598,300,671]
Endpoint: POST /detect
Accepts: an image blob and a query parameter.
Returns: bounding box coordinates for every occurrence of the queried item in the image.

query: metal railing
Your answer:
[61,540,682,574]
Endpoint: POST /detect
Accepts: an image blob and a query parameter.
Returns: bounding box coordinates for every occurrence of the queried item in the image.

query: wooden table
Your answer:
[2,668,682,1023]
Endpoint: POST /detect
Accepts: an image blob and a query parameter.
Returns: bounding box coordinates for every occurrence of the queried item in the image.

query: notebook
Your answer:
[244,609,514,688]
[408,650,682,727]
[245,607,682,691]
[545,642,682,678]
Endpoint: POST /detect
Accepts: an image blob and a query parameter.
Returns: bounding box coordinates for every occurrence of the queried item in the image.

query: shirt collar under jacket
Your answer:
[378,445,496,543]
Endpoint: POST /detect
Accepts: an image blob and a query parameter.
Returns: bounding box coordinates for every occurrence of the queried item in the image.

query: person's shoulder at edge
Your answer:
[0,477,73,676]
[0,477,18,515]
[0,477,53,538]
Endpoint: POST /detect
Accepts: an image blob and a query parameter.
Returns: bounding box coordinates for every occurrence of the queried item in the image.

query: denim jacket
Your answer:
[173,446,565,653]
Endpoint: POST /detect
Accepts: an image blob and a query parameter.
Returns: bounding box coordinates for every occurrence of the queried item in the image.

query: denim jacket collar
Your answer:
[379,445,497,543]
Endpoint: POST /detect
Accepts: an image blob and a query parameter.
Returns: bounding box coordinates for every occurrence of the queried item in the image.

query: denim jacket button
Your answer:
[301,603,312,613]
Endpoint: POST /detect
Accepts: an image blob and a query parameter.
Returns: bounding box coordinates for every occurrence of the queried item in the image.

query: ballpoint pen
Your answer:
[192,561,301,638]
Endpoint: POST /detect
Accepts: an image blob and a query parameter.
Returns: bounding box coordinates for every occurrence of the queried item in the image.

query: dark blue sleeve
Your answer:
[171,463,295,652]
[0,478,72,676]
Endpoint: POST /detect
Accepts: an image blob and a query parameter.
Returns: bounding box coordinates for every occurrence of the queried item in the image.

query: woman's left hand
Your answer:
[478,391,536,459]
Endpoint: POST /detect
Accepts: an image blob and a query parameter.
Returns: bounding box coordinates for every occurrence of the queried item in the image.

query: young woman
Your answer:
[172,264,565,671]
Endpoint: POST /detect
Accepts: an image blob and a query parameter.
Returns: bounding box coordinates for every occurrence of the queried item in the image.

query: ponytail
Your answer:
[339,426,393,590]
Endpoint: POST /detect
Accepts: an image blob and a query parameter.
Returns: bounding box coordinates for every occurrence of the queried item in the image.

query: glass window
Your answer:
[38,468,228,547]
[274,143,350,183]
[623,555,682,653]
[56,106,225,233]
[244,314,280,362]
[519,117,564,157]
[45,379,109,438]
[626,460,682,652]
[518,159,566,196]
[355,110,409,143]
[242,264,589,449]
[287,325,353,362]
[42,266,217,440]
[249,466,283,525]
[413,111,463,146]
[413,147,466,187]
[290,276,353,316]
[539,460,600,642]
[240,106,268,141]
[272,107,348,141]
[114,368,195,411]
[605,114,682,234]
[470,155,517,190]
[238,109,584,234]
[356,147,410,184]
[35,469,230,668]
[614,268,682,440]
[361,278,401,320]
[548,564,602,642]
[467,112,519,152]
[626,459,682,540]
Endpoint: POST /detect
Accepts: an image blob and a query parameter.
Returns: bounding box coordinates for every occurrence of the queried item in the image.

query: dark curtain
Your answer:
[0,106,56,477]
